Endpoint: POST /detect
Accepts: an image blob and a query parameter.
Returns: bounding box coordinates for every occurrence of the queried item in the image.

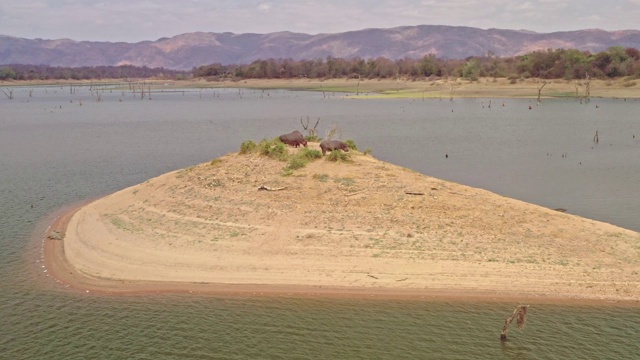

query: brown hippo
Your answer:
[320,140,350,155]
[279,131,308,148]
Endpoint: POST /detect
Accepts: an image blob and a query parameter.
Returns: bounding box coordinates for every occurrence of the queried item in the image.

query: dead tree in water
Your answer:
[585,73,591,99]
[449,84,456,101]
[593,130,599,144]
[1,88,14,99]
[301,116,320,139]
[537,82,548,103]
[500,305,529,340]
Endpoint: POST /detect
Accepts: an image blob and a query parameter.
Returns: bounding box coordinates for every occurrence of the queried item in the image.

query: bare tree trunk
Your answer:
[500,305,529,340]
[300,116,321,138]
[585,73,591,99]
[1,88,14,99]
[537,82,548,103]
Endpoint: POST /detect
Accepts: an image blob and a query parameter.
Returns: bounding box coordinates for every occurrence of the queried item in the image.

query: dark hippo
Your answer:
[320,140,350,155]
[279,131,308,148]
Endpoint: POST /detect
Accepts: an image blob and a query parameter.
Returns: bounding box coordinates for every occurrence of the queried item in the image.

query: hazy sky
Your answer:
[2,0,640,42]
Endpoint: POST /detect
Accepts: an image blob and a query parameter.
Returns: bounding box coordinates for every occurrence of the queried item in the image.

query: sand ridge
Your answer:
[51,143,640,301]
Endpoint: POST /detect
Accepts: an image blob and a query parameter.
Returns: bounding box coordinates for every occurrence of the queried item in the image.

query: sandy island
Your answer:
[43,143,640,303]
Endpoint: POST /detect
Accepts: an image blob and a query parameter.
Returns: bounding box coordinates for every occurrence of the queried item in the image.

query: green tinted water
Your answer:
[1,87,638,359]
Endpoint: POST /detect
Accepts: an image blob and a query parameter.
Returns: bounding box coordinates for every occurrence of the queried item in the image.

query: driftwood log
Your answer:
[258,186,286,191]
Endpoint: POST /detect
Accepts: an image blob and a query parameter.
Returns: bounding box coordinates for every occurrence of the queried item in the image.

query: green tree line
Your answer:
[194,46,640,81]
[2,46,639,82]
[0,64,188,81]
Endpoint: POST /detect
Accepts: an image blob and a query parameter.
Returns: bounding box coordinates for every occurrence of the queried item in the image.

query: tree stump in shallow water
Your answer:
[500,305,529,340]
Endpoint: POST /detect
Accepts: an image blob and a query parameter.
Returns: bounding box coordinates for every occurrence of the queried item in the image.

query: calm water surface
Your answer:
[1,85,639,359]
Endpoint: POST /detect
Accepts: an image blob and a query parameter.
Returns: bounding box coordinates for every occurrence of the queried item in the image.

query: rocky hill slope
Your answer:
[3,25,640,69]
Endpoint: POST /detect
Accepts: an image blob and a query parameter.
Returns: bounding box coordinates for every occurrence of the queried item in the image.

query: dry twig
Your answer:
[258,186,286,191]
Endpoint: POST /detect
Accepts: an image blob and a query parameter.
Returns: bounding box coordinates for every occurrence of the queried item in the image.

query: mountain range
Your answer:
[2,25,640,70]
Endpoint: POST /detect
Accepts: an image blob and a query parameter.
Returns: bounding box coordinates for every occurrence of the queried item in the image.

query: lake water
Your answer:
[1,85,639,359]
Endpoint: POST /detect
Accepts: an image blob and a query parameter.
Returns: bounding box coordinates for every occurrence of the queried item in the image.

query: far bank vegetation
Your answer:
[2,46,640,84]
[193,46,640,82]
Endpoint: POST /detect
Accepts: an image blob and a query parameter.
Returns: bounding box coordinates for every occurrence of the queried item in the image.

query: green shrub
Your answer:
[257,139,288,161]
[239,140,256,154]
[285,156,307,171]
[326,149,351,162]
[284,148,322,171]
[270,143,288,160]
[305,135,321,142]
[344,139,358,151]
[298,148,322,160]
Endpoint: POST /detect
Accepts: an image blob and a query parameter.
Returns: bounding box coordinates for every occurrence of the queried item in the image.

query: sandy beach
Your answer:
[41,143,640,303]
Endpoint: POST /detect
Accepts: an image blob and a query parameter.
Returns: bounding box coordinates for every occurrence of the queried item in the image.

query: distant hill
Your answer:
[2,25,640,70]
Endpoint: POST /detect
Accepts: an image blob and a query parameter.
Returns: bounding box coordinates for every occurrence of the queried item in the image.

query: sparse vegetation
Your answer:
[312,173,330,182]
[285,147,323,171]
[285,156,307,171]
[345,139,358,151]
[240,139,324,173]
[299,148,323,160]
[239,140,257,154]
[333,177,355,187]
[258,139,288,161]
[326,149,351,162]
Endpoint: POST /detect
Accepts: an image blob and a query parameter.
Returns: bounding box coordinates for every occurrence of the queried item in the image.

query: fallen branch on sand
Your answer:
[345,189,367,197]
[404,191,425,195]
[258,186,286,191]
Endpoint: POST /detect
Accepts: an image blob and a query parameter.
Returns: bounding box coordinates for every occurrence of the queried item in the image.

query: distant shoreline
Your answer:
[4,77,640,99]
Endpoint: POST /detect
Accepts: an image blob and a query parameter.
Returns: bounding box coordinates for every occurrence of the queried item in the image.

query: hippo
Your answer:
[279,130,308,148]
[319,140,350,155]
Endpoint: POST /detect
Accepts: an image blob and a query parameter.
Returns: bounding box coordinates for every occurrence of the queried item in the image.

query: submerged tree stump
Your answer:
[500,305,529,340]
